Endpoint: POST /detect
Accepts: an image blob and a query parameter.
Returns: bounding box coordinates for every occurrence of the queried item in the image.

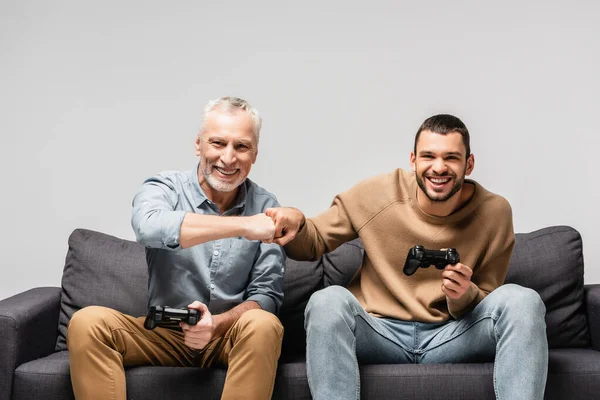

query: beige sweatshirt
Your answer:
[285,169,515,322]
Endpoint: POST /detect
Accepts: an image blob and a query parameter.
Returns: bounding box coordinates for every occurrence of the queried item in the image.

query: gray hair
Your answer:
[200,96,262,145]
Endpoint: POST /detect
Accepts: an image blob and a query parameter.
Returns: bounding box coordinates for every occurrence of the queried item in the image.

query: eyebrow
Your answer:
[419,150,463,157]
[234,139,254,147]
[207,136,254,147]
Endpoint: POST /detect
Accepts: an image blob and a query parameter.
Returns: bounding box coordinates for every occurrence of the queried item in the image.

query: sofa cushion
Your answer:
[322,238,364,287]
[279,240,364,359]
[14,349,600,400]
[55,229,148,351]
[505,226,589,349]
[279,257,322,358]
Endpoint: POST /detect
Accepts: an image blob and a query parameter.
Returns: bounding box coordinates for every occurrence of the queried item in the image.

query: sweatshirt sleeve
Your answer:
[285,172,400,261]
[447,197,515,319]
[285,183,369,261]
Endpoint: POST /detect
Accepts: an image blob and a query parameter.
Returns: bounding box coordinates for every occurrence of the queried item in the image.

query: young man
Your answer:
[67,97,285,400]
[267,114,548,400]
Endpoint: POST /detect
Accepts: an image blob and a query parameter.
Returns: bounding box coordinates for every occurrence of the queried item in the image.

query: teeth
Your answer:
[215,167,237,176]
[429,177,450,184]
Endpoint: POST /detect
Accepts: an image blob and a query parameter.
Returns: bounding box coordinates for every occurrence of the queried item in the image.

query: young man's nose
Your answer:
[431,158,448,174]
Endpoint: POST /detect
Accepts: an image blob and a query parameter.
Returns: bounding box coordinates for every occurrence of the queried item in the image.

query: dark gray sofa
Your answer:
[1,225,599,399]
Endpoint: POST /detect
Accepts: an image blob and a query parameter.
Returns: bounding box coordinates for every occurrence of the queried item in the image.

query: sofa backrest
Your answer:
[56,226,589,355]
[56,229,149,351]
[505,225,589,348]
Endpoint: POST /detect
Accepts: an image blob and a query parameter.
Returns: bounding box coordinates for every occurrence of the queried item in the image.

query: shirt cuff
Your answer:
[246,294,277,315]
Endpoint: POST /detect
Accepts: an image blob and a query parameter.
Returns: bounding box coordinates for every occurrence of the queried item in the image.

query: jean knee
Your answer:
[305,286,355,327]
[497,284,546,322]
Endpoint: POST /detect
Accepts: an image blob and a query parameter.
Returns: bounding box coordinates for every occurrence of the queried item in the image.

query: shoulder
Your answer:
[245,178,280,209]
[470,181,514,235]
[141,170,192,193]
[473,182,512,217]
[342,168,413,204]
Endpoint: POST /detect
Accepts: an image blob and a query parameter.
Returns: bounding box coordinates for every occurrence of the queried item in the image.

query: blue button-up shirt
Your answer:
[131,166,285,315]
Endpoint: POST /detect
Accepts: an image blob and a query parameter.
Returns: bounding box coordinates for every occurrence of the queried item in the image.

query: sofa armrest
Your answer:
[585,284,600,351]
[0,287,62,400]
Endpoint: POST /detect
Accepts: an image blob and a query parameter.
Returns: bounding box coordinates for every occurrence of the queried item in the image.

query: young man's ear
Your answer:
[465,154,475,176]
[409,151,416,172]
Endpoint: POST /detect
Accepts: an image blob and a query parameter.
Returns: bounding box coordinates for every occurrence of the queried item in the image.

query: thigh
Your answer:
[72,306,198,367]
[417,316,496,364]
[417,291,509,364]
[354,312,415,364]
[305,286,414,364]
[195,309,283,368]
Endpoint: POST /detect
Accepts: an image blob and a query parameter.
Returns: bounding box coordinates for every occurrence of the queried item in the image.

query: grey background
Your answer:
[1,1,598,300]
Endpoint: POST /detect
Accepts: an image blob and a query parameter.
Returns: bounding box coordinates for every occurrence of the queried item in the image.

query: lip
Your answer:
[214,166,239,178]
[426,176,452,190]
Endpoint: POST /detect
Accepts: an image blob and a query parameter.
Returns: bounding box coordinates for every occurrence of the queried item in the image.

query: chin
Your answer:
[207,174,246,193]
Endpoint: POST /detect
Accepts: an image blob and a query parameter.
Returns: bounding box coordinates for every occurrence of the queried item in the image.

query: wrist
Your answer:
[294,209,306,232]
[238,216,253,238]
[211,314,223,337]
[298,216,306,232]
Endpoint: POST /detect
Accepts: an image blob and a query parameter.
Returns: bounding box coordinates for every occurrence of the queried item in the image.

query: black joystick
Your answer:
[144,306,201,330]
[403,246,460,276]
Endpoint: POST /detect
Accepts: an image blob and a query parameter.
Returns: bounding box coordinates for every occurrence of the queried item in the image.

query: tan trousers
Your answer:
[67,306,283,400]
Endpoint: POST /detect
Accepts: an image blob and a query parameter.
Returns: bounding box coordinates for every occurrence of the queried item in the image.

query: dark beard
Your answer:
[416,172,465,203]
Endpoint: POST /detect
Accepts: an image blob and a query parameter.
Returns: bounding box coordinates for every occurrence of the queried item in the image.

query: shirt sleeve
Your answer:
[131,175,187,250]
[244,195,285,315]
[285,188,360,261]
[244,242,285,315]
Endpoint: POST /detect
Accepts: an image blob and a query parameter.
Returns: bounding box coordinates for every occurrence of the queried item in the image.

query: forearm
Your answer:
[212,301,261,337]
[180,213,249,249]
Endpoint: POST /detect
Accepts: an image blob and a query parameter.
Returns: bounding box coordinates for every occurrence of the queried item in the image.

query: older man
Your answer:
[67,97,285,400]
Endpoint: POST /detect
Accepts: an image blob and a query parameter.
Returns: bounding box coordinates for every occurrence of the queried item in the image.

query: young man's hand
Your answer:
[265,207,306,246]
[441,263,473,300]
[241,213,276,242]
[180,301,214,350]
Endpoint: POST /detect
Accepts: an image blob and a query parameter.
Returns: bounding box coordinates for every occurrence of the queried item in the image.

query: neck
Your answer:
[417,182,475,217]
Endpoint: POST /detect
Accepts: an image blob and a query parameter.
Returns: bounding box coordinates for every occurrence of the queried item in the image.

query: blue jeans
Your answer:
[304,284,548,400]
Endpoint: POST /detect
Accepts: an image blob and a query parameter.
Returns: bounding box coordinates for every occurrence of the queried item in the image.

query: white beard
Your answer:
[201,162,246,192]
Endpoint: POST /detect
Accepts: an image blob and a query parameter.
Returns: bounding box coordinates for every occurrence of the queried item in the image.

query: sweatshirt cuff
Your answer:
[284,220,316,261]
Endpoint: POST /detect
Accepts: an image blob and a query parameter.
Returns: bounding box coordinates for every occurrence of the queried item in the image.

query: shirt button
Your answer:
[210,284,215,290]
[213,250,219,256]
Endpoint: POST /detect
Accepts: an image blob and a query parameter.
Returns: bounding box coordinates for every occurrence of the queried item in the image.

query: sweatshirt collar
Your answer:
[408,173,482,225]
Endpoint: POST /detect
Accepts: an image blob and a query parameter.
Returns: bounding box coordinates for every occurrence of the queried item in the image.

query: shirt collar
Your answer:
[192,163,248,211]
